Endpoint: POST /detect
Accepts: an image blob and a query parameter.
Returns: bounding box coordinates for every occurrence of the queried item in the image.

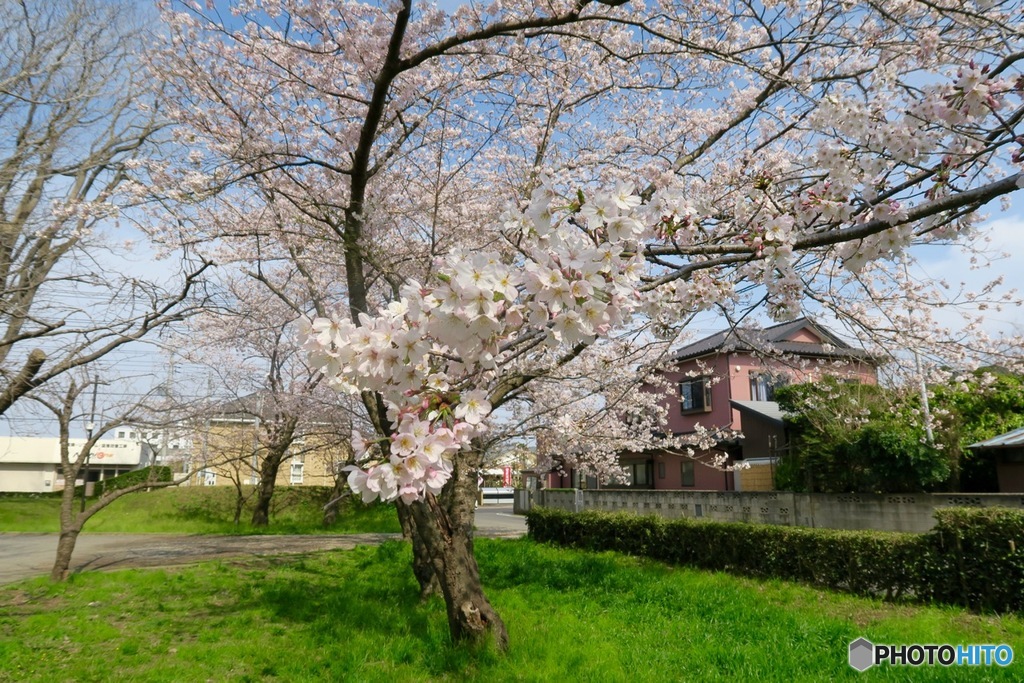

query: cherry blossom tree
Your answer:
[179,262,360,527]
[159,0,1024,649]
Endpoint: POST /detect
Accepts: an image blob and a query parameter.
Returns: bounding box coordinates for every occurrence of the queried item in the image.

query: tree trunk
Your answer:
[52,470,82,582]
[251,445,288,527]
[233,481,245,525]
[51,527,80,582]
[322,473,347,526]
[397,501,441,599]
[408,452,508,650]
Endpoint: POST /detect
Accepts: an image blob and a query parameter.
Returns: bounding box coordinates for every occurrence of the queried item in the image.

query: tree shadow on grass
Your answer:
[238,542,436,641]
[242,542,510,677]
[476,538,631,594]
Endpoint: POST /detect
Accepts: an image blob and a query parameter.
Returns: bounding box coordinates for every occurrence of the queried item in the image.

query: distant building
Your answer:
[0,436,155,493]
[185,392,347,488]
[635,317,877,491]
[545,317,878,491]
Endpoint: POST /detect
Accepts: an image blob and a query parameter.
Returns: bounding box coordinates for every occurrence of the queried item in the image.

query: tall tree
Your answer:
[929,369,1024,491]
[0,0,211,416]
[159,0,1024,649]
[773,377,952,493]
[181,269,357,527]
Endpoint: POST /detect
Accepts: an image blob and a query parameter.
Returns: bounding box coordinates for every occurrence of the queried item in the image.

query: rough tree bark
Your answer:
[52,534,79,582]
[52,486,99,581]
[251,417,297,527]
[407,449,508,649]
[397,501,442,599]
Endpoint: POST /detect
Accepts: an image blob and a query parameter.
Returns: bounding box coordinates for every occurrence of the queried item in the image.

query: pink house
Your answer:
[549,318,877,491]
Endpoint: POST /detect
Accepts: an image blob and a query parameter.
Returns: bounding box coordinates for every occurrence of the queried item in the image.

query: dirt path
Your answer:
[0,506,527,584]
[0,533,404,584]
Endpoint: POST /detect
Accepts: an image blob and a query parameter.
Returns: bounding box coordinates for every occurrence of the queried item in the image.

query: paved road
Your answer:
[0,504,527,585]
[474,503,529,535]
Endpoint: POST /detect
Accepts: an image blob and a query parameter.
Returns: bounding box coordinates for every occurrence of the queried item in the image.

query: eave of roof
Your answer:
[730,400,785,427]
[670,317,871,364]
[969,426,1024,449]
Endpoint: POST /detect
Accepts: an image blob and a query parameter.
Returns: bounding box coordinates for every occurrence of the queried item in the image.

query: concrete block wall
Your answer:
[535,489,1024,533]
[541,489,582,513]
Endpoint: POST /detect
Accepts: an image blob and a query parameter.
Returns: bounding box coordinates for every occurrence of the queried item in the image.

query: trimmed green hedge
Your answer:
[526,506,1024,613]
[76,466,173,498]
[924,507,1024,612]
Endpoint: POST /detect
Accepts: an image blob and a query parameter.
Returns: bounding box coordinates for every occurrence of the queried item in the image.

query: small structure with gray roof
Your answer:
[969,426,1024,492]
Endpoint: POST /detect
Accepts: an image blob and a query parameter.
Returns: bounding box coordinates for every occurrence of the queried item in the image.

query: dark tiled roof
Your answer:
[671,317,871,363]
[212,392,270,422]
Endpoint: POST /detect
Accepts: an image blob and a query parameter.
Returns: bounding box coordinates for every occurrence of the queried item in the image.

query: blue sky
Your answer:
[910,196,1024,338]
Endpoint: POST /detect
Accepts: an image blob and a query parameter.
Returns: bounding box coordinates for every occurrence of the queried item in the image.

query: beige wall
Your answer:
[190,422,344,487]
[0,463,57,493]
[736,461,775,491]
[0,436,148,493]
[541,489,1024,533]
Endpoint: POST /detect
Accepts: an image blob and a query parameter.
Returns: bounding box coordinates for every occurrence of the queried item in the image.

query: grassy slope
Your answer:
[1,539,1020,682]
[0,487,401,535]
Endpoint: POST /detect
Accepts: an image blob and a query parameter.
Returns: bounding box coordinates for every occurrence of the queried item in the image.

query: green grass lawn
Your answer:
[1,539,1020,682]
[0,487,401,535]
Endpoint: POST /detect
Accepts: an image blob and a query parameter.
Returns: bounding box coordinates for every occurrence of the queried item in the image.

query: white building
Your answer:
[0,437,155,493]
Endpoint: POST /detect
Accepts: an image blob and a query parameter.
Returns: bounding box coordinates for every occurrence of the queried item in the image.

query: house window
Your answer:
[117,431,126,439]
[290,462,304,485]
[680,377,712,413]
[658,461,665,479]
[629,462,651,486]
[681,461,695,487]
[749,373,788,401]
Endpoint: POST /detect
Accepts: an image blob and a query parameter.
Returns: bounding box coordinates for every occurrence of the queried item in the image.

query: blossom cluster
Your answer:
[345,411,464,504]
[301,182,650,501]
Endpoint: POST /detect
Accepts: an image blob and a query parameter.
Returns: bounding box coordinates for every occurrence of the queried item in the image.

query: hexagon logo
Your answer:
[849,638,875,671]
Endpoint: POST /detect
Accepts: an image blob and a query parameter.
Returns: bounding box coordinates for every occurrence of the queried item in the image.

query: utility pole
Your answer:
[252,392,264,486]
[80,375,100,513]
[159,353,176,466]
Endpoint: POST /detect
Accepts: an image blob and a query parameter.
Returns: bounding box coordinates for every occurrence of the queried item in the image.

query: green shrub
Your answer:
[79,466,173,498]
[923,507,1024,612]
[774,378,950,493]
[526,506,1024,613]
